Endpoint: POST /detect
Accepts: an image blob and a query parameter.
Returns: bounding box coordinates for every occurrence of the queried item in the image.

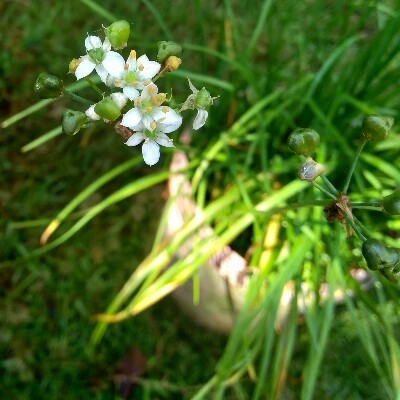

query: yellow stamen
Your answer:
[150,121,157,130]
[161,106,169,113]
[129,50,136,59]
[138,64,144,71]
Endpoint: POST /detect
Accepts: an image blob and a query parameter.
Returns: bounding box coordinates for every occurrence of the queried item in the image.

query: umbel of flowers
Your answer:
[287,115,400,283]
[35,21,216,166]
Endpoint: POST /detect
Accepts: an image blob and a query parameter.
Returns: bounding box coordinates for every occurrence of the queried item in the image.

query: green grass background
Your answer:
[1,0,400,399]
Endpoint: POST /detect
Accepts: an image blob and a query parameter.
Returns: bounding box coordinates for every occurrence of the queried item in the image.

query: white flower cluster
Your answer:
[74,35,207,166]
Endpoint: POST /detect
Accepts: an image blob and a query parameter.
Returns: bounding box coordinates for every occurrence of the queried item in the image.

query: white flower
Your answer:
[75,36,125,83]
[121,83,182,132]
[125,122,177,166]
[180,79,215,130]
[111,50,161,100]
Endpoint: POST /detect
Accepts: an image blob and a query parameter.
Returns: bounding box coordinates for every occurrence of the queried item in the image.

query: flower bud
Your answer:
[94,97,121,121]
[62,109,88,136]
[297,157,325,182]
[34,72,63,99]
[194,87,214,110]
[381,189,400,215]
[287,128,320,156]
[104,20,130,49]
[361,114,394,141]
[68,58,80,74]
[157,41,182,63]
[165,56,182,72]
[361,238,400,271]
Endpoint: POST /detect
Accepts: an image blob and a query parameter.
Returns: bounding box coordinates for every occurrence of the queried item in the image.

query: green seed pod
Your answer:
[287,128,320,156]
[104,20,130,49]
[62,109,88,136]
[94,97,121,121]
[34,72,63,99]
[381,189,400,215]
[157,41,182,63]
[361,114,394,141]
[361,238,400,271]
[379,268,400,284]
[298,157,325,182]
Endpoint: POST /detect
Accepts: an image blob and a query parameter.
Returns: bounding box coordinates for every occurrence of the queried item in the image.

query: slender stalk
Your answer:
[62,89,92,105]
[312,182,337,200]
[84,77,104,97]
[342,139,368,194]
[352,200,381,207]
[320,175,339,196]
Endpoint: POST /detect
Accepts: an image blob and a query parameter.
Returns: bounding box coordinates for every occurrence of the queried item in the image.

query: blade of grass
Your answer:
[40,156,142,244]
[78,0,117,22]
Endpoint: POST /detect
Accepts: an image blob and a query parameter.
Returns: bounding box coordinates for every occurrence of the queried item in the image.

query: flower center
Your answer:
[88,48,105,63]
[144,128,158,140]
[124,70,139,86]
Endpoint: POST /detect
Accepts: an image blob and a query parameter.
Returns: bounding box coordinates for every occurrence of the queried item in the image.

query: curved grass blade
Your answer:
[40,156,142,244]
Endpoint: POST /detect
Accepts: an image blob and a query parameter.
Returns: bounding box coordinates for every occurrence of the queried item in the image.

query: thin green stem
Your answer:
[320,175,339,196]
[312,182,337,200]
[84,77,104,97]
[346,216,367,241]
[352,200,381,207]
[342,139,368,194]
[62,89,92,105]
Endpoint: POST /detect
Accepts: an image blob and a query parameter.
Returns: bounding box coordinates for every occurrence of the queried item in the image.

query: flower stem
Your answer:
[342,138,368,194]
[84,77,104,97]
[62,89,92,106]
[320,175,339,196]
[312,182,337,200]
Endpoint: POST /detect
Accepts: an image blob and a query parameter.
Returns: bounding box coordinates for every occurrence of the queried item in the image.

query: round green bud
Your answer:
[361,238,400,271]
[94,97,121,121]
[34,72,63,99]
[194,87,213,110]
[297,157,325,182]
[361,114,394,141]
[287,128,320,156]
[157,41,182,63]
[381,189,400,215]
[62,109,88,136]
[105,20,130,49]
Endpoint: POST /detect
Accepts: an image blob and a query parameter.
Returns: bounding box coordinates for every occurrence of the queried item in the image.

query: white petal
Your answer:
[142,115,155,131]
[85,36,102,51]
[121,108,143,129]
[153,107,183,133]
[85,105,101,120]
[123,86,140,101]
[75,57,96,80]
[126,131,146,146]
[137,55,161,80]
[102,51,126,77]
[155,133,175,148]
[110,92,128,109]
[102,38,112,51]
[94,65,109,83]
[126,52,137,70]
[193,109,208,130]
[188,78,198,94]
[141,83,158,101]
[142,140,160,166]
